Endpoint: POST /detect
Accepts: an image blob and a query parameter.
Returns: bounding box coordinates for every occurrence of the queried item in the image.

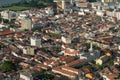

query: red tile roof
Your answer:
[67,59,86,66]
[106,74,118,80]
[0,30,14,35]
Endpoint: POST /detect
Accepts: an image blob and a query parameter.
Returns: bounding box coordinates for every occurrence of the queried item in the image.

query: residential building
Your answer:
[27,47,35,55]
[0,10,18,21]
[19,69,34,80]
[101,0,118,3]
[21,17,32,30]
[61,36,71,44]
[30,37,42,48]
[45,6,54,16]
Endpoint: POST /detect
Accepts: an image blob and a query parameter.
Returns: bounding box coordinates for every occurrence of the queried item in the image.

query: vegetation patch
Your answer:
[0,6,30,11]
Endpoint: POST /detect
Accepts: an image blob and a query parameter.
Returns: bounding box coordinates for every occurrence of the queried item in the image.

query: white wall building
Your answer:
[1,10,18,20]
[96,10,104,16]
[101,0,118,3]
[30,37,42,48]
[20,72,33,80]
[17,13,27,20]
[45,6,54,16]
[78,11,85,15]
[106,10,120,20]
[61,36,71,44]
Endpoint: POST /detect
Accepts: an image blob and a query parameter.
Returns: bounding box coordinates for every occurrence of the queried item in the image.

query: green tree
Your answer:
[0,18,2,23]
[3,19,9,23]
[8,24,15,29]
[1,60,15,72]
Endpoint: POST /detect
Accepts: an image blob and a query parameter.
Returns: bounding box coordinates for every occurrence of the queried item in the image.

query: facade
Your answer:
[96,55,110,65]
[54,0,73,12]
[76,2,88,8]
[61,36,71,44]
[23,47,35,55]
[21,17,32,30]
[0,10,18,21]
[27,47,35,55]
[45,6,54,16]
[20,70,34,80]
[106,10,120,20]
[101,0,118,3]
[30,37,42,48]
[96,10,104,16]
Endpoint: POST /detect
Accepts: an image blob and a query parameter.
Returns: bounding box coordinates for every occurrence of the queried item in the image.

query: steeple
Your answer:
[89,42,93,52]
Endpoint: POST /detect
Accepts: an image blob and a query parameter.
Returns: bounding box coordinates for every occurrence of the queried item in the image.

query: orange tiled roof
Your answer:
[67,59,86,66]
[0,30,14,35]
[64,49,79,54]
[61,66,79,73]
[106,74,118,80]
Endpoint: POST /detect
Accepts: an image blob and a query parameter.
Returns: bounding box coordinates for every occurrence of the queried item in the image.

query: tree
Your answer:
[1,60,15,72]
[3,19,9,23]
[0,18,2,23]
[32,26,41,31]
[8,24,15,29]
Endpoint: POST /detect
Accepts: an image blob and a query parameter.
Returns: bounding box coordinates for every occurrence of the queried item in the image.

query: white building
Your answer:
[78,11,85,16]
[96,10,104,16]
[61,36,71,44]
[1,10,18,21]
[106,10,120,20]
[115,12,120,20]
[30,37,42,48]
[0,22,8,28]
[23,47,27,55]
[45,6,54,16]
[17,13,28,20]
[20,70,34,80]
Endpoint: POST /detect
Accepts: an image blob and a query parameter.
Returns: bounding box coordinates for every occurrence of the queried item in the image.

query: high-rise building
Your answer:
[30,37,42,48]
[54,0,74,12]
[21,17,32,30]
[27,47,35,55]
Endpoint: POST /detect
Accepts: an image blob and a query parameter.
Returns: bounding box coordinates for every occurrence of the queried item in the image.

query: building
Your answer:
[106,10,120,20]
[21,17,32,30]
[19,69,34,80]
[45,6,54,16]
[52,67,77,79]
[0,20,8,28]
[54,0,73,12]
[0,10,18,21]
[27,47,35,55]
[101,0,118,3]
[63,48,79,56]
[76,2,88,8]
[96,10,104,16]
[30,37,42,48]
[61,36,71,44]
[95,55,110,65]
